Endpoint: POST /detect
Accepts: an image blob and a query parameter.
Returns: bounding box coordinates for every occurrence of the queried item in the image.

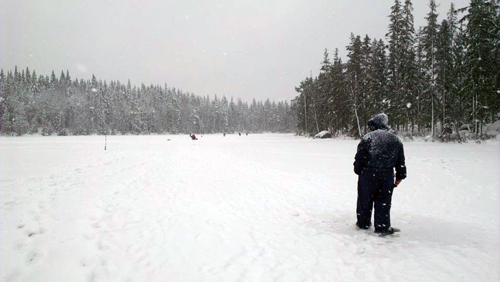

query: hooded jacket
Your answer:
[353,113,407,179]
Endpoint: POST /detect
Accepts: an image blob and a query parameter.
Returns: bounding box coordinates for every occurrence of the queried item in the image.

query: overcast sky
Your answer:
[0,0,469,102]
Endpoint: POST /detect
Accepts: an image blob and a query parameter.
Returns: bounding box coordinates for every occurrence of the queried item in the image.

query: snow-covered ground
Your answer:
[1,134,499,282]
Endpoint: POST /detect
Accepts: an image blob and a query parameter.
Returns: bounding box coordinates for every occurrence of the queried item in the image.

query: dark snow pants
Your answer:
[356,168,394,232]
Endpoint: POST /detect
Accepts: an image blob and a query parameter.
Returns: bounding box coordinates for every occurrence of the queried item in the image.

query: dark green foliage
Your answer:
[460,0,500,134]
[294,0,500,138]
[0,68,294,136]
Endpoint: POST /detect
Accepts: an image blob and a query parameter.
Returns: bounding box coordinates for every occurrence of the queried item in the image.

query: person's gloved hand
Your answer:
[394,178,402,187]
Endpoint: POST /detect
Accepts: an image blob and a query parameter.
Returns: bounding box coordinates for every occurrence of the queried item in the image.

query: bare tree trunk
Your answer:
[443,68,446,131]
[417,91,421,134]
[354,104,362,138]
[473,91,477,135]
[443,90,446,130]
[304,92,307,134]
[411,117,414,136]
[350,82,362,138]
[454,121,462,142]
[432,95,435,136]
[431,40,436,137]
[313,104,320,133]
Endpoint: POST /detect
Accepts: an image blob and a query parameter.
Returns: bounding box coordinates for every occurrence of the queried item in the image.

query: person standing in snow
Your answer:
[353,113,407,235]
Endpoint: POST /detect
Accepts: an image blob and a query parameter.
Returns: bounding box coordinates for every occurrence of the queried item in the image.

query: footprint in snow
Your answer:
[25,250,43,265]
[26,227,45,238]
[97,240,110,251]
[81,257,96,267]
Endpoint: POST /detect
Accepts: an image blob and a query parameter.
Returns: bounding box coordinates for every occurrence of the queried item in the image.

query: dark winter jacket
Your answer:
[353,113,407,179]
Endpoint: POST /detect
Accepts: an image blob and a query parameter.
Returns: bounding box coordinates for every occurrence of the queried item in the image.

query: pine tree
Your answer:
[360,35,372,131]
[11,102,29,136]
[220,96,229,132]
[370,39,388,115]
[451,22,468,131]
[436,19,453,131]
[331,49,349,134]
[445,3,465,133]
[386,0,404,128]
[130,99,142,134]
[25,67,31,85]
[460,0,500,134]
[415,27,429,132]
[422,0,440,136]
[295,77,316,135]
[346,33,364,137]
[50,70,57,88]
[317,48,332,131]
[400,0,418,132]
[0,104,12,134]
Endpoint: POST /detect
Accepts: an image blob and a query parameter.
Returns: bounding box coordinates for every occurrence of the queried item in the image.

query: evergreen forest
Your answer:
[0,69,295,136]
[293,0,500,138]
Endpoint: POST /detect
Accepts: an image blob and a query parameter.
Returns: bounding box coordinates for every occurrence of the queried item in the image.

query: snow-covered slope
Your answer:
[1,134,499,281]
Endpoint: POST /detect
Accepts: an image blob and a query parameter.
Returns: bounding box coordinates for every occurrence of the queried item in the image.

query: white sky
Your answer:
[0,0,469,102]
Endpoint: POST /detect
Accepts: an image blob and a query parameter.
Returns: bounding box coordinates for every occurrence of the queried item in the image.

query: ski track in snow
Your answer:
[1,134,499,282]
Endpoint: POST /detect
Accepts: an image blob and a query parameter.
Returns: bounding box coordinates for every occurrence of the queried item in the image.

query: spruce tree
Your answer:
[400,0,417,132]
[436,19,453,130]
[360,35,372,131]
[0,104,12,134]
[50,70,57,87]
[461,0,500,134]
[369,39,388,115]
[331,49,349,134]
[317,48,332,131]
[386,0,404,128]
[445,3,465,133]
[422,0,440,136]
[415,27,428,132]
[346,33,364,137]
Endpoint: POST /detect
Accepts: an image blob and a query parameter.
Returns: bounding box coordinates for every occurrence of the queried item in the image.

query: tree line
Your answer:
[0,68,295,136]
[293,0,500,139]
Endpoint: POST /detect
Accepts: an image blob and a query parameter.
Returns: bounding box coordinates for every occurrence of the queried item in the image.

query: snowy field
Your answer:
[1,134,499,282]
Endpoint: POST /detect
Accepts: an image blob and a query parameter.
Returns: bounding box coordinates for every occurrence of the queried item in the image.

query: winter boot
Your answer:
[375,227,400,235]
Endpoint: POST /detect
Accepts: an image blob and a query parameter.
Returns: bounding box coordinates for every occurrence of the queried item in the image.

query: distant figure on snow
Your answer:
[190,134,198,140]
[353,113,407,235]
